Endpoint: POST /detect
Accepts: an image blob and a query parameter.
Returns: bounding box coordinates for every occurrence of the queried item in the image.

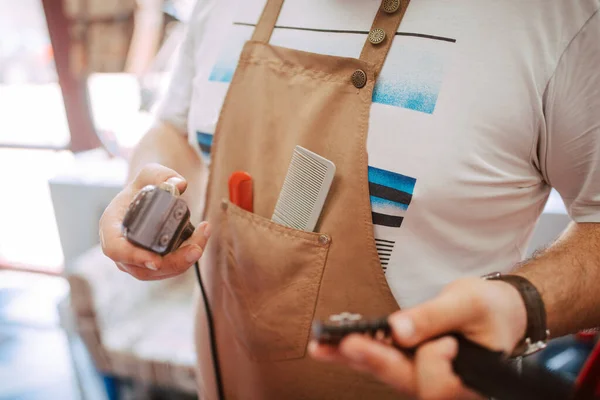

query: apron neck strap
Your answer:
[360,0,411,78]
[252,0,410,78]
[252,0,284,43]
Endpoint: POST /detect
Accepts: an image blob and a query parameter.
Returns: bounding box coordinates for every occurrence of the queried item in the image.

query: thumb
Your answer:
[388,281,484,347]
[164,176,188,195]
[132,163,188,194]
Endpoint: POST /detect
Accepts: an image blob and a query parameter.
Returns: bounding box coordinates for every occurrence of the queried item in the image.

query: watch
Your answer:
[482,272,550,357]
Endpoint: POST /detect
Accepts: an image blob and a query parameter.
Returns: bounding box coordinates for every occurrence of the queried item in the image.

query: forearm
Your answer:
[127,121,206,220]
[514,222,600,337]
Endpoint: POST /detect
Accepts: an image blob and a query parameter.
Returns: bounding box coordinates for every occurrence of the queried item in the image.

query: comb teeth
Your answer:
[272,146,336,232]
[273,151,326,228]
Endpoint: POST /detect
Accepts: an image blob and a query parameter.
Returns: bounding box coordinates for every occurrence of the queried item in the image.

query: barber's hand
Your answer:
[309,277,527,400]
[99,163,210,281]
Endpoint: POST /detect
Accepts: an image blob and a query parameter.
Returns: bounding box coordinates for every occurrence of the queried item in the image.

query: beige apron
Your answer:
[195,1,410,398]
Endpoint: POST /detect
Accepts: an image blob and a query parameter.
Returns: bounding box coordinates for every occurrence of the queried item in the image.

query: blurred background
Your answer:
[0,1,596,399]
[0,0,199,399]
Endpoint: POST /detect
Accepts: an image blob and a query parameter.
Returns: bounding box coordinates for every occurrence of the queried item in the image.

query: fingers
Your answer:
[309,334,482,400]
[308,341,347,363]
[309,335,416,395]
[112,222,211,280]
[102,228,163,270]
[116,262,189,281]
[338,335,417,395]
[131,163,188,194]
[99,198,163,270]
[415,337,482,400]
[159,222,211,275]
[388,279,485,347]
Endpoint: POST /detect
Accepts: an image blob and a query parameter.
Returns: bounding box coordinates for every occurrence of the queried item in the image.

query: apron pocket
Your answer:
[218,200,331,362]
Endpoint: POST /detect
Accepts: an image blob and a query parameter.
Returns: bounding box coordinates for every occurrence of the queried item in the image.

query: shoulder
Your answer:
[551,0,599,57]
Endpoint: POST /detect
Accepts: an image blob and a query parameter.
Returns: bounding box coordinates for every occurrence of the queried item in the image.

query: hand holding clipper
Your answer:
[99,164,209,279]
[311,313,575,400]
[122,181,195,255]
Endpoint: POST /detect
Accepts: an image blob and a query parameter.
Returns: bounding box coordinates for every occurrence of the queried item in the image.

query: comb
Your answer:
[272,146,336,232]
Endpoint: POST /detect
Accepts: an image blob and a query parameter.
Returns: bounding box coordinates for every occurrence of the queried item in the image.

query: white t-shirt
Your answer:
[158,0,600,307]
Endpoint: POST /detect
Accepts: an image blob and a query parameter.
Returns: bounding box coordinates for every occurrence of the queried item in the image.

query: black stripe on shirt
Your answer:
[233,22,456,43]
[199,143,212,155]
[372,212,404,228]
[369,183,412,206]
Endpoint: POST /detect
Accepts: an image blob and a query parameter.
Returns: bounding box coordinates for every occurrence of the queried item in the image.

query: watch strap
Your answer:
[483,273,549,356]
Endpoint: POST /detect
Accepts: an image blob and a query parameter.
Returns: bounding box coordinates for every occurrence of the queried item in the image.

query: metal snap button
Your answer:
[318,234,330,245]
[351,69,367,89]
[368,28,386,45]
[382,0,401,13]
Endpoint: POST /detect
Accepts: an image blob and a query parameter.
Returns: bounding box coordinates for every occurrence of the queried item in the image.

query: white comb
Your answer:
[272,146,336,232]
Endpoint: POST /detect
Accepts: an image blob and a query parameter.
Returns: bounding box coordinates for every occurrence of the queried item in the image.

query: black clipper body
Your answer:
[122,184,194,255]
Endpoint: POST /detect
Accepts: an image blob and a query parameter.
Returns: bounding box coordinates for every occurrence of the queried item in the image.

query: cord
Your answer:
[194,261,225,400]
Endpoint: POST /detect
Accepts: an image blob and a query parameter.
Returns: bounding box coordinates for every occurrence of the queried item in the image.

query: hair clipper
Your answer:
[122,182,195,255]
[311,313,575,400]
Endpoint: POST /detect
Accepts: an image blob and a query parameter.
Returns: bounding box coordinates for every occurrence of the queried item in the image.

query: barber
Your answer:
[99,0,600,399]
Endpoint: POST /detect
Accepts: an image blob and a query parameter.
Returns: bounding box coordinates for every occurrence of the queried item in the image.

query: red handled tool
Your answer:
[228,171,253,212]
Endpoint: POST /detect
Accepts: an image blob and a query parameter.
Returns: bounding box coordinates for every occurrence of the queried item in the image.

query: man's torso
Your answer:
[173,0,597,306]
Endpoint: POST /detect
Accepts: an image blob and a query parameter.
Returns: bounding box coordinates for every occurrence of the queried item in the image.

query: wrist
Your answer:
[489,280,528,349]
[482,272,550,357]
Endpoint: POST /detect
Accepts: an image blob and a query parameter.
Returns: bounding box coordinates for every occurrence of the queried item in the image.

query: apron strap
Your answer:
[360,0,411,78]
[252,0,410,78]
[252,0,285,43]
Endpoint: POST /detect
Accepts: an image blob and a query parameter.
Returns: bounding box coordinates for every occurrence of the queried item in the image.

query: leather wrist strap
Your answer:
[483,273,549,356]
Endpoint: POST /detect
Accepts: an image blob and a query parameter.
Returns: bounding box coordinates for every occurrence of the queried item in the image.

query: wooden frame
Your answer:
[40,0,102,153]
